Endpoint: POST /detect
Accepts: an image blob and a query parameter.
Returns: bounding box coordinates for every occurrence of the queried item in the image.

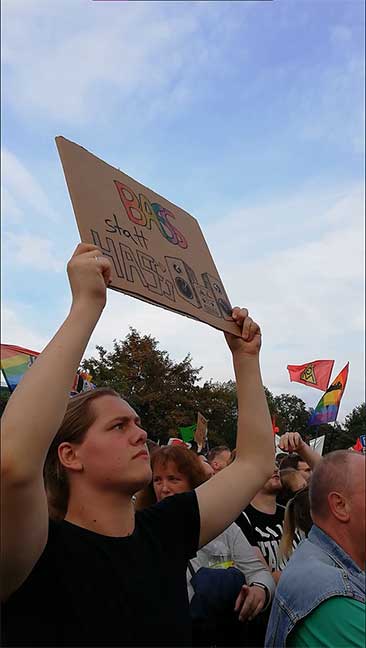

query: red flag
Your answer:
[287,360,334,391]
[271,415,279,435]
[352,437,363,452]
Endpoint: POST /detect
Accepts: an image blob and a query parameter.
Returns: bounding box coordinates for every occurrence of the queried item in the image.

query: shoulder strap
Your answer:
[241,510,253,527]
[187,560,196,578]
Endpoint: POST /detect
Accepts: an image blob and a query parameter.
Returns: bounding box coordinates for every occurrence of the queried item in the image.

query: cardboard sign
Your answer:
[195,412,208,449]
[56,137,240,336]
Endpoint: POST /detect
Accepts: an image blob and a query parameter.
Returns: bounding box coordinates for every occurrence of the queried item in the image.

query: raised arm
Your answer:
[196,308,274,547]
[1,244,111,601]
[278,432,321,470]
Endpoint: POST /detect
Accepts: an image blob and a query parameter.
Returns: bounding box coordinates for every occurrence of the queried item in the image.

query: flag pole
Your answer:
[327,405,339,454]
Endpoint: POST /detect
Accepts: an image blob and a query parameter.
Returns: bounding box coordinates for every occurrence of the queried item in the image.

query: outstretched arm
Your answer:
[278,432,321,469]
[1,244,111,601]
[196,308,274,547]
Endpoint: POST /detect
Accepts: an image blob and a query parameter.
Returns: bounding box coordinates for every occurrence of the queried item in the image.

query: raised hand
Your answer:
[67,243,112,310]
[278,432,304,454]
[224,307,262,356]
[278,431,321,469]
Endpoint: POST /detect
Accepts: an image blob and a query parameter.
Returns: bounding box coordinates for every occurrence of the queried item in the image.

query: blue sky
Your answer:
[2,0,365,423]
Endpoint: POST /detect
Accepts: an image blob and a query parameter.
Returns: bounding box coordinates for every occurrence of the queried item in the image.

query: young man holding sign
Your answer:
[1,244,274,647]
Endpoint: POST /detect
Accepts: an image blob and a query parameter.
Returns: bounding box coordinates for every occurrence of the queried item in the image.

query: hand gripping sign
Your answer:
[56,137,240,336]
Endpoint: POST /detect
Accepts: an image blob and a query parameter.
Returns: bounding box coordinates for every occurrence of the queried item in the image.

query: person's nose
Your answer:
[132,424,148,445]
[161,480,171,495]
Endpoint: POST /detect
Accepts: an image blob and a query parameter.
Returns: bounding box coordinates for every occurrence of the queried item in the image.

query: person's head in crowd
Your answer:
[151,445,208,502]
[266,449,366,647]
[280,466,307,495]
[280,453,312,483]
[309,450,365,569]
[44,388,151,520]
[207,445,231,473]
[197,453,214,479]
[275,452,288,467]
[259,463,282,496]
[279,486,312,560]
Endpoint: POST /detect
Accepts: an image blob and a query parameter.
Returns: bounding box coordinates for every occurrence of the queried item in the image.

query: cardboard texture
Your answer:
[195,412,208,448]
[56,137,240,336]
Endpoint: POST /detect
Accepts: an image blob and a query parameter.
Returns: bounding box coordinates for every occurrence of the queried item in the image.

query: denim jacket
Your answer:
[265,525,366,647]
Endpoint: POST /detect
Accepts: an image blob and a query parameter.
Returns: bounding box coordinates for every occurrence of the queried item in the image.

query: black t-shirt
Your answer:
[235,503,291,572]
[2,491,200,647]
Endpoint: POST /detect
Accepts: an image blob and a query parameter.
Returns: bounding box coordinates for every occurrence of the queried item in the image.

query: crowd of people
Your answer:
[1,243,365,647]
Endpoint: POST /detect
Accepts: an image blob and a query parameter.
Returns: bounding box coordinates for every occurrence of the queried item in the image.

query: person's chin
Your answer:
[134,466,152,490]
[270,478,282,490]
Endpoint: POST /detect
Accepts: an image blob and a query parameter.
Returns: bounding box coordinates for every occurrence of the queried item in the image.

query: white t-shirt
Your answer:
[187,522,275,604]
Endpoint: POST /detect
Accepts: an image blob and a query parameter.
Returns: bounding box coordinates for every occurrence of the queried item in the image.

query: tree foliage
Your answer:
[325,403,366,452]
[1,328,362,455]
[82,328,202,443]
[195,380,238,448]
[272,393,310,437]
[76,329,364,453]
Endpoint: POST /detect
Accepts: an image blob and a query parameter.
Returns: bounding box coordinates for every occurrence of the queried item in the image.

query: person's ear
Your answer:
[327,491,350,523]
[58,442,84,473]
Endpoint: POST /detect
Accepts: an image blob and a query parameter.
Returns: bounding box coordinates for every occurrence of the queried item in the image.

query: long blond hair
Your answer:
[43,388,120,520]
[279,487,312,560]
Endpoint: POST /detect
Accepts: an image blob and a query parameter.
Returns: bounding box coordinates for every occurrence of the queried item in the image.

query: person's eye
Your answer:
[113,422,126,430]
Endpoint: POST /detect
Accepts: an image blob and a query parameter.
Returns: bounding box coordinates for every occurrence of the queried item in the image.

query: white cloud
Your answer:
[1,0,232,125]
[1,149,58,225]
[2,174,364,422]
[212,184,364,338]
[78,182,364,422]
[292,56,365,154]
[1,304,48,351]
[4,234,64,273]
[1,1,364,423]
[1,186,23,224]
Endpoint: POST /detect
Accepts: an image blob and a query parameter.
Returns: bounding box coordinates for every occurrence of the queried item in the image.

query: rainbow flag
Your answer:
[308,363,349,426]
[1,344,39,392]
[1,344,95,396]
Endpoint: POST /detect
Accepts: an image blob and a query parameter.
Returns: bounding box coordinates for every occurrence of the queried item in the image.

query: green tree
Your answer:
[322,403,366,452]
[82,328,202,443]
[264,386,276,418]
[343,403,366,443]
[309,404,365,454]
[320,422,344,454]
[272,393,310,437]
[195,380,238,449]
[81,328,363,453]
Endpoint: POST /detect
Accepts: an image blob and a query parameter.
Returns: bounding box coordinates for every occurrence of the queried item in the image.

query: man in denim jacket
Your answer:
[266,450,365,647]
